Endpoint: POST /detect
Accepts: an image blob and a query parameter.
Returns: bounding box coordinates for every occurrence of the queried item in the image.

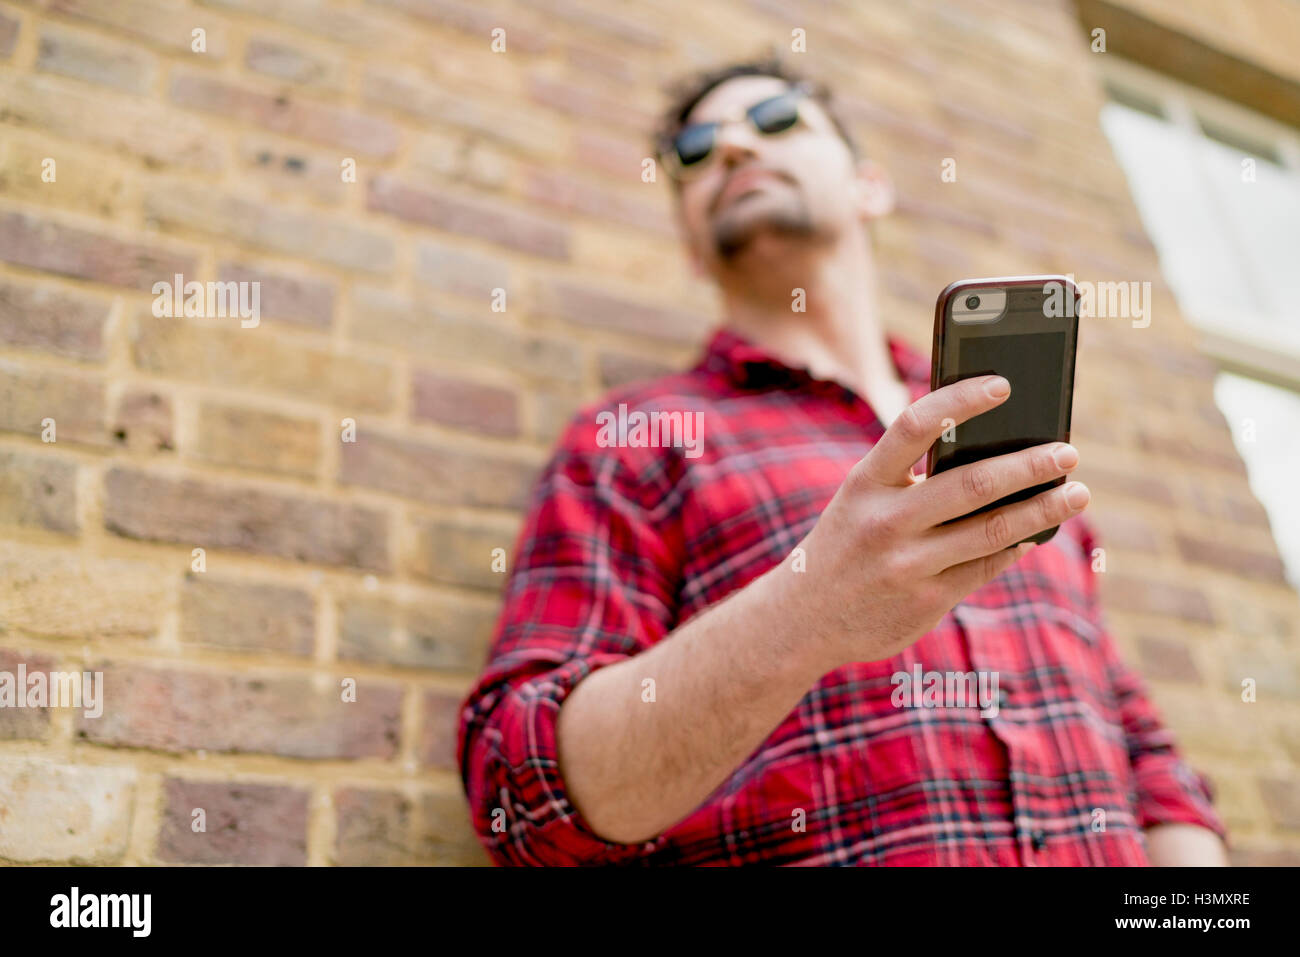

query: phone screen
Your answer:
[956,331,1067,457]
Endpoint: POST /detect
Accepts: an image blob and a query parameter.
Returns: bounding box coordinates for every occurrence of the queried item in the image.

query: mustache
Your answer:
[708,166,798,216]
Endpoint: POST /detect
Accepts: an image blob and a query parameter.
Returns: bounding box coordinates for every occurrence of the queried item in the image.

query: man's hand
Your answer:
[792,374,1090,671]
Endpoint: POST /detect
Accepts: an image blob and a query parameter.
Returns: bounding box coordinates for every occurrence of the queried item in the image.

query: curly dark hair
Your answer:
[654,54,860,180]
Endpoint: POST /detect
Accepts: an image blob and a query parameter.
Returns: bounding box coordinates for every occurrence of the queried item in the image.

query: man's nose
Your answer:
[713,121,761,167]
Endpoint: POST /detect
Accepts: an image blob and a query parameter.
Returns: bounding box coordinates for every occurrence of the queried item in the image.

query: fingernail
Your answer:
[985,376,1010,398]
[1052,444,1079,469]
[1064,481,1090,510]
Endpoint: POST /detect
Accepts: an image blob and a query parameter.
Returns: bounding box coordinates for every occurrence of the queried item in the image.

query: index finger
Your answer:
[857,374,1010,487]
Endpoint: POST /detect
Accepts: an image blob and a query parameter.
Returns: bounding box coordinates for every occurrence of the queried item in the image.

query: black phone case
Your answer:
[926,275,1080,546]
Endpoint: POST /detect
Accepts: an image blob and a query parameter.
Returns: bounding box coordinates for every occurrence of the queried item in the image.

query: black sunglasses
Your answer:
[663,86,810,179]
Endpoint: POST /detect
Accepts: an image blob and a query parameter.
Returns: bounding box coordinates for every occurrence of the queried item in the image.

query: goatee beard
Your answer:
[713,206,820,260]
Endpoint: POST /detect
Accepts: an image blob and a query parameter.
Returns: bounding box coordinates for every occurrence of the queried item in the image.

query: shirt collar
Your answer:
[697,325,931,399]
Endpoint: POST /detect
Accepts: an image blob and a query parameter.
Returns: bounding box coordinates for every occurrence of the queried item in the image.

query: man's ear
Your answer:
[853,158,895,220]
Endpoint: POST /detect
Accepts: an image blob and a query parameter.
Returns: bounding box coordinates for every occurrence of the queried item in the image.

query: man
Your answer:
[458,58,1228,866]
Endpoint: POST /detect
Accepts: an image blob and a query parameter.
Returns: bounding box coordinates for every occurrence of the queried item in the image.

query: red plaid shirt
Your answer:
[458,327,1226,866]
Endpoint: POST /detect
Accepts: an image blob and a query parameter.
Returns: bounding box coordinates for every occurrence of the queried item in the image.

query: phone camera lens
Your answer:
[965,295,981,310]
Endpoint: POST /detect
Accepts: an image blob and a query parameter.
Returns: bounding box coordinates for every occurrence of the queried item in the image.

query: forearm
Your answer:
[1145,823,1229,866]
[556,559,825,845]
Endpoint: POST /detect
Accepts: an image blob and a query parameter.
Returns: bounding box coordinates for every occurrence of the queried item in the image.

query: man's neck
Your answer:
[712,229,911,425]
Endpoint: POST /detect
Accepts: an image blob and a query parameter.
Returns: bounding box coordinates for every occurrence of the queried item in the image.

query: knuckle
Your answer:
[892,404,928,443]
[1039,489,1064,525]
[856,502,893,543]
[1031,448,1058,482]
[982,509,1012,550]
[961,463,995,501]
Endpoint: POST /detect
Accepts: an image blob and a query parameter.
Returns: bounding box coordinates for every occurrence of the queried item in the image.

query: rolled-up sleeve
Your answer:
[457,412,684,866]
[1076,519,1228,843]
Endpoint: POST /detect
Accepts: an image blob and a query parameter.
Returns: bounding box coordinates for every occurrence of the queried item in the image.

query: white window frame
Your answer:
[1097,57,1300,392]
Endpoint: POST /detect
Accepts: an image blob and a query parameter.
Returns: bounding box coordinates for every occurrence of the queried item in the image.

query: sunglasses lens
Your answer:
[750,94,800,134]
[674,123,716,167]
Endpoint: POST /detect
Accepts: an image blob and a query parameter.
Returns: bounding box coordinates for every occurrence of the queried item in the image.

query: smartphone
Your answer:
[926,275,1080,545]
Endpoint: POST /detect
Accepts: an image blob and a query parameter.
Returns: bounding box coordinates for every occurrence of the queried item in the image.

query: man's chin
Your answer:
[713,212,820,262]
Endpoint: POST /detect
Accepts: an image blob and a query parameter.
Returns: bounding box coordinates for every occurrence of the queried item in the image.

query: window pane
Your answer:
[1099,103,1269,325]
[1214,371,1300,589]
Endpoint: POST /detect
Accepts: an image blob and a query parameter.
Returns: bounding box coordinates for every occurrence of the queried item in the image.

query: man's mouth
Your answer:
[711,168,786,214]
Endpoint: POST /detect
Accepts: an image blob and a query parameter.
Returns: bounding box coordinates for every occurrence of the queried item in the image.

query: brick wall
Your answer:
[0,0,1296,865]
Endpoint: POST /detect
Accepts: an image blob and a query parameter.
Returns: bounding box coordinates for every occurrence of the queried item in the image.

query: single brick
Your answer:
[192,401,320,478]
[1089,506,1161,554]
[30,0,230,55]
[218,261,335,330]
[526,0,664,47]
[338,593,494,672]
[370,0,548,52]
[417,790,489,865]
[0,134,135,219]
[0,74,223,170]
[103,467,390,571]
[36,22,157,94]
[531,389,584,446]
[1258,777,1300,831]
[201,0,418,50]
[1175,533,1288,585]
[144,182,394,273]
[349,285,582,385]
[77,664,402,759]
[0,757,135,863]
[1099,575,1216,625]
[414,239,509,300]
[534,278,706,343]
[0,448,78,534]
[0,359,107,446]
[524,167,674,235]
[245,36,345,92]
[179,575,315,656]
[0,650,56,740]
[528,74,654,130]
[132,314,393,412]
[158,778,308,866]
[408,515,517,591]
[1077,464,1176,508]
[368,175,569,260]
[0,9,17,57]
[598,350,676,388]
[411,370,518,437]
[0,209,196,290]
[1220,644,1300,700]
[1136,636,1202,684]
[360,64,562,157]
[1136,430,1248,477]
[112,389,173,452]
[170,71,398,158]
[338,430,536,509]
[0,541,168,637]
[333,787,412,866]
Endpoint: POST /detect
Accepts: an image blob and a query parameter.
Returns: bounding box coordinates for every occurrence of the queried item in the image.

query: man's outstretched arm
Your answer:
[1146,823,1229,866]
[557,375,1088,844]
